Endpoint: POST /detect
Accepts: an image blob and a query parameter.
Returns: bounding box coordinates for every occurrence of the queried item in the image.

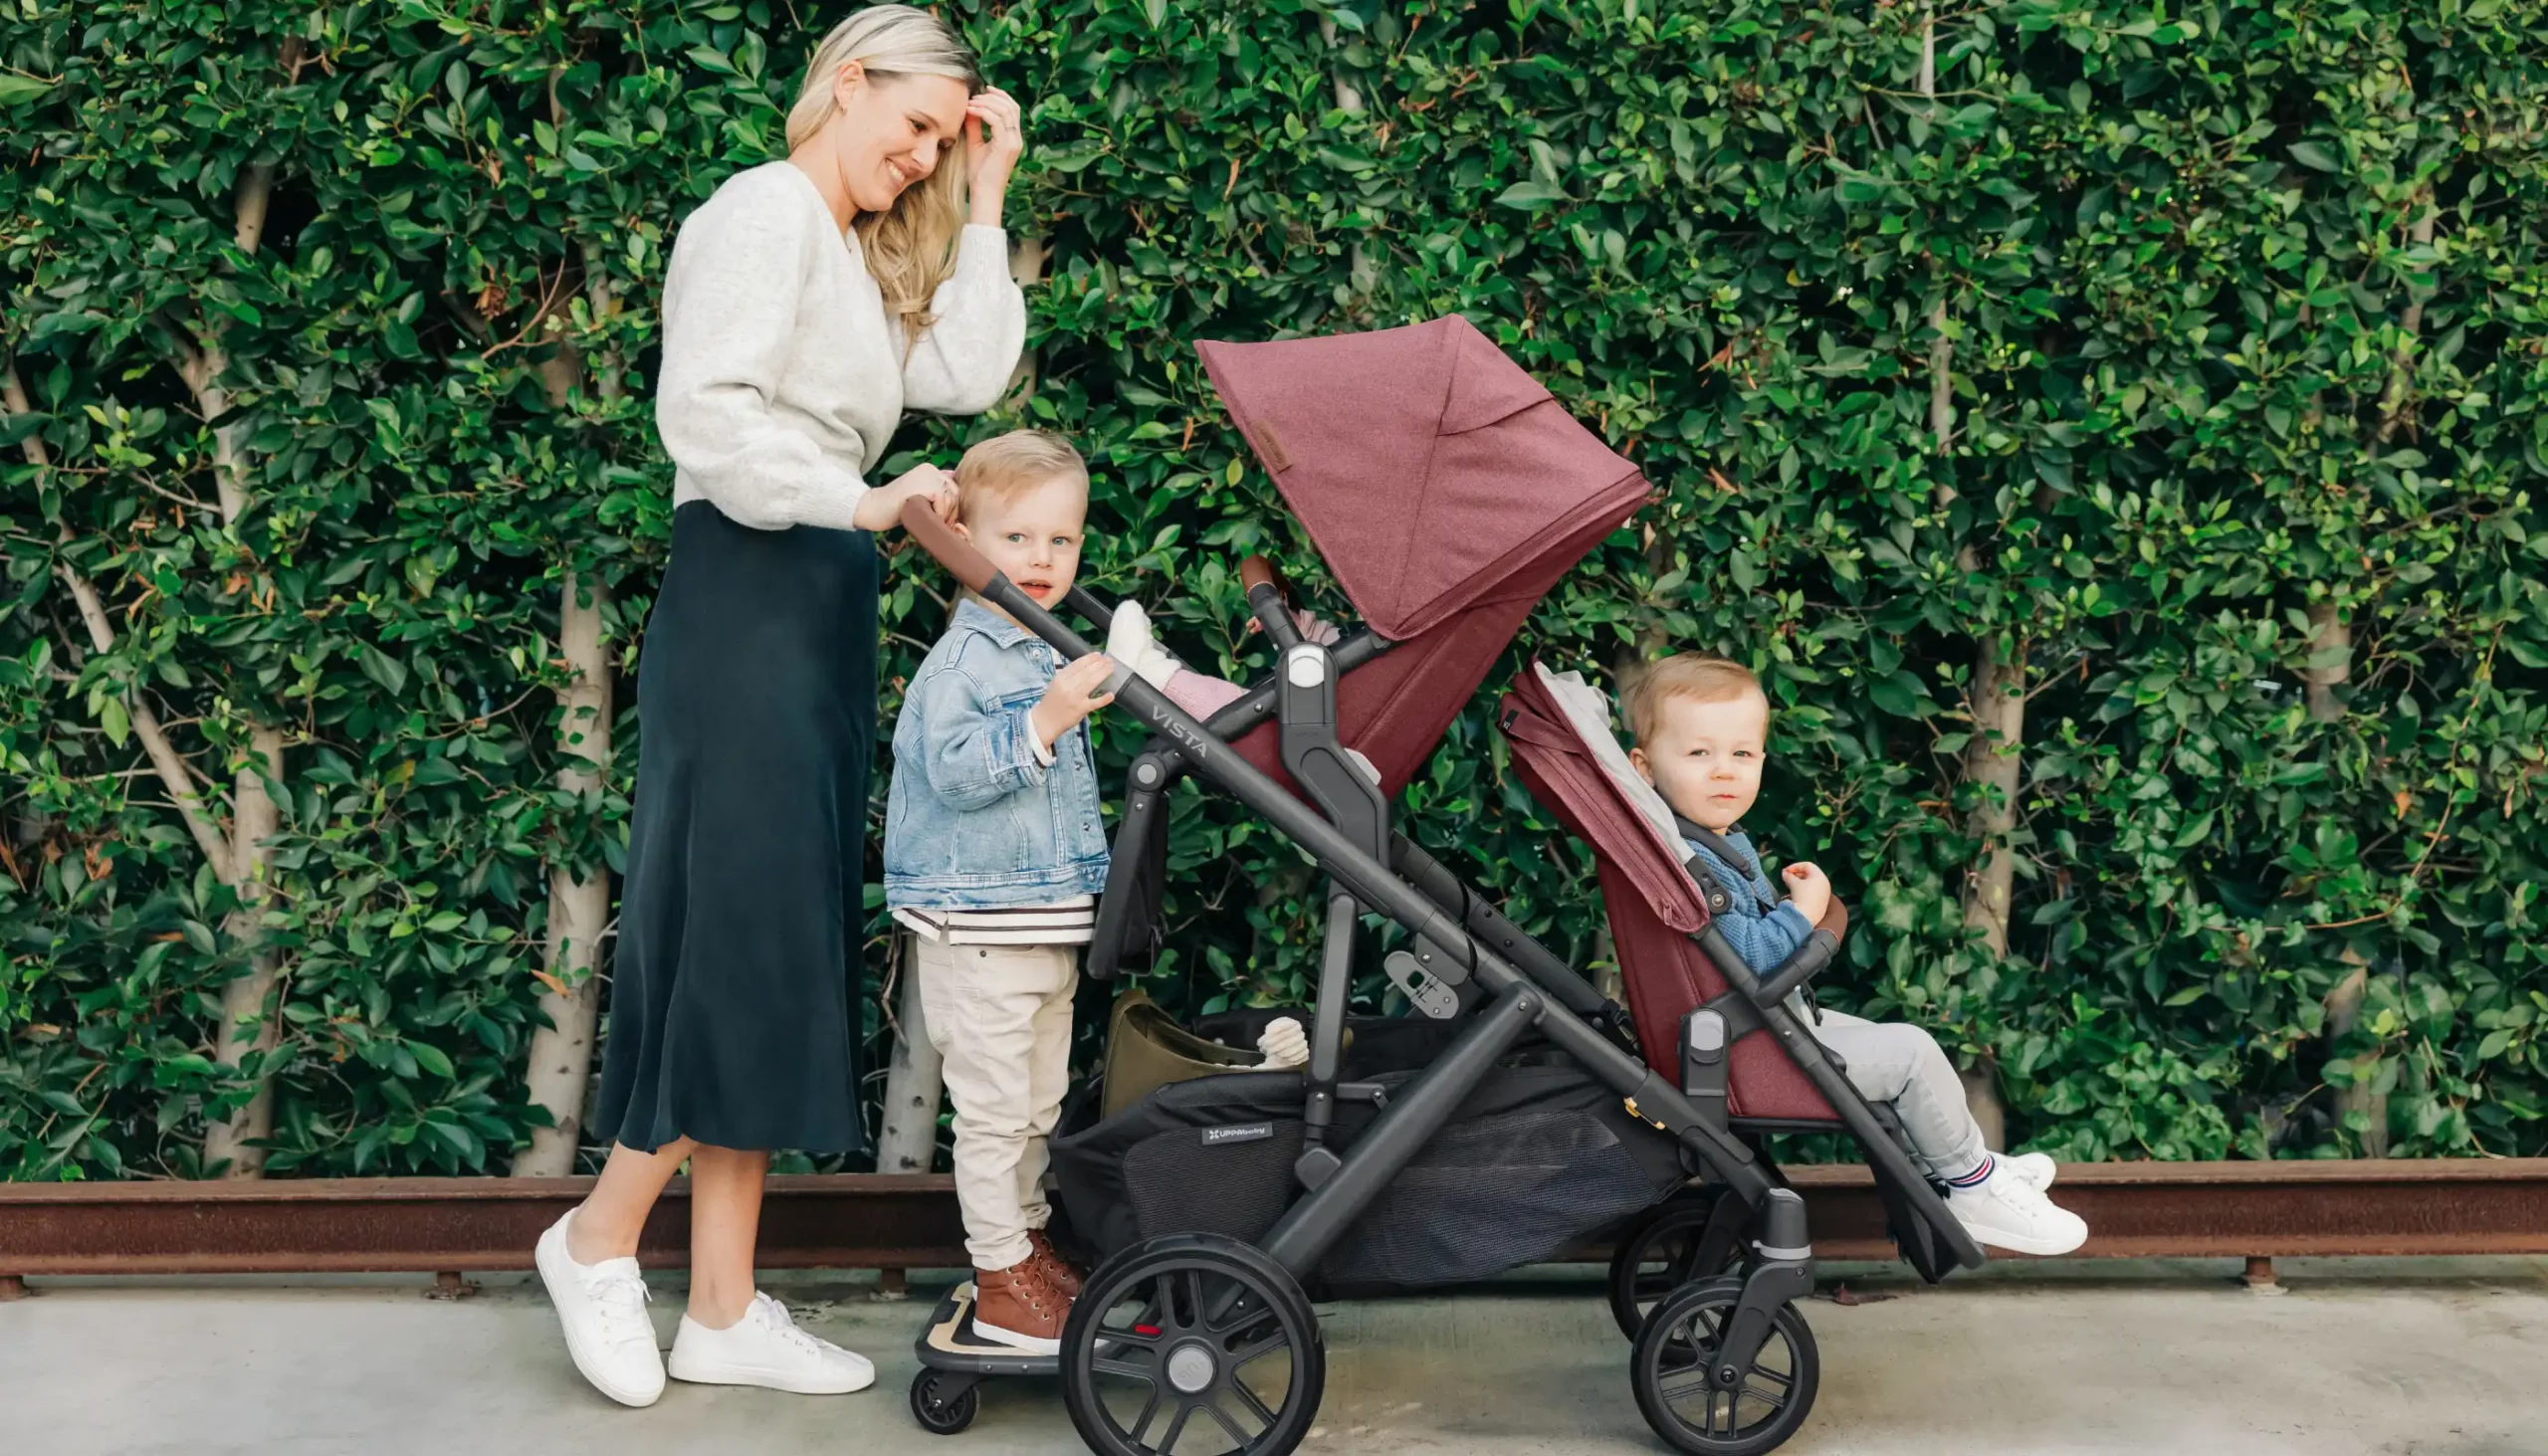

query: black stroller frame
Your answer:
[899,504,1978,1456]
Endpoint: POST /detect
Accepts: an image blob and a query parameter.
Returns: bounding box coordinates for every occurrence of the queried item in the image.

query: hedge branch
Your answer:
[6,361,235,880]
[2311,188,2441,726]
[197,42,304,1176]
[514,242,622,1178]
[1919,5,2012,1146]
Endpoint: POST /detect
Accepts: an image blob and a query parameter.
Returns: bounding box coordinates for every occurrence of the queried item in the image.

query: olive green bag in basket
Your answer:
[1098,990,1262,1120]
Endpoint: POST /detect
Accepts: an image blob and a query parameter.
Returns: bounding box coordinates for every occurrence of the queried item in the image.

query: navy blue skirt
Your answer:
[594,500,876,1154]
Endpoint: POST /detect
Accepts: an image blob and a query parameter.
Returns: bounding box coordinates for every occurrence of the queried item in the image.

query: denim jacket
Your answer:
[1684,830,1815,974]
[884,597,1110,908]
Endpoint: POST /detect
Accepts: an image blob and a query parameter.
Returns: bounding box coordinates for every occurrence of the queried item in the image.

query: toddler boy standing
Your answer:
[884,431,1118,1352]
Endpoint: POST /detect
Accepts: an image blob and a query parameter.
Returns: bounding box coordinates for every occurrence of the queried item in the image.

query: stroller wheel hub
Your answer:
[1166,1342,1217,1393]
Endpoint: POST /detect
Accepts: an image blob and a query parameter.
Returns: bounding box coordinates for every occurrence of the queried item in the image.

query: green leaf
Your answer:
[359,645,409,696]
[2287,141,2342,172]
[1494,181,1571,211]
[1868,672,1926,719]
[0,74,55,107]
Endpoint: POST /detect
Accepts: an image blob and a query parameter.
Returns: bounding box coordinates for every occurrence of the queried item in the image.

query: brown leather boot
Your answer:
[971,1258,1066,1353]
[1026,1227,1084,1300]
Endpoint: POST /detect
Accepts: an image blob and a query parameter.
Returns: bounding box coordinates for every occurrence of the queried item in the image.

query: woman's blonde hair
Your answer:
[785,5,982,336]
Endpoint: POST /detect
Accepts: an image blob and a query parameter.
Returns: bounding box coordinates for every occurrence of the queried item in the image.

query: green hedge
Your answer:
[4,1,2543,1179]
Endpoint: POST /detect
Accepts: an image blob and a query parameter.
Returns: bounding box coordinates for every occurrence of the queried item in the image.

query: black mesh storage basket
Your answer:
[1047,1047,1687,1295]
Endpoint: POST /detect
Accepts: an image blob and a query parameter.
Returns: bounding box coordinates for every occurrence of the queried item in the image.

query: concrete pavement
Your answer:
[4,1259,2543,1455]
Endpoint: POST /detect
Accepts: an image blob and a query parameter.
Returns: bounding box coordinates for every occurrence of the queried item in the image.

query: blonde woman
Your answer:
[533,6,1026,1406]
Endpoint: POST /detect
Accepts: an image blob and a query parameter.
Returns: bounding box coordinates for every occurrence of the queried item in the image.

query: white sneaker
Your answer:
[668,1292,877,1395]
[2004,1151,2057,1191]
[534,1209,665,1408]
[1948,1163,2089,1256]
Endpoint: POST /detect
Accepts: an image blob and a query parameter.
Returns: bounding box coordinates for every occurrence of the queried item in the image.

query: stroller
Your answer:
[896,316,1984,1456]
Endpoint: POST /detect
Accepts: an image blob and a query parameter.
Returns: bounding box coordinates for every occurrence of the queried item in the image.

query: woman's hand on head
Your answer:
[853,463,957,533]
[963,87,1026,227]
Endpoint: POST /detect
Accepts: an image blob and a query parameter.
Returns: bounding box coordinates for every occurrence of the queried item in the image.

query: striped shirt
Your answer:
[892,897,1097,946]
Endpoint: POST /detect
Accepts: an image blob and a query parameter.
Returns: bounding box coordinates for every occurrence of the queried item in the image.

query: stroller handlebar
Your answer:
[899,495,998,593]
[1238,554,1287,599]
[1814,898,1849,940]
[1238,554,1305,651]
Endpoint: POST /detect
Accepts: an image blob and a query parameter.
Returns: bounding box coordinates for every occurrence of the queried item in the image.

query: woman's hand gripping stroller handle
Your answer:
[899,495,998,593]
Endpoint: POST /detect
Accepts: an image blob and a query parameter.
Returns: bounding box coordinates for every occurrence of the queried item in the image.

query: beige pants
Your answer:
[914,936,1079,1272]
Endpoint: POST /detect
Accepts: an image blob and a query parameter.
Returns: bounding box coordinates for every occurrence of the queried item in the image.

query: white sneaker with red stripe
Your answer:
[1947,1159,2088,1256]
[2004,1150,2057,1190]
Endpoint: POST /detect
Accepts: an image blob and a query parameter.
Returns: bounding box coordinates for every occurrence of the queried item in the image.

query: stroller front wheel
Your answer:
[1630,1276,1819,1456]
[1060,1232,1324,1456]
[1607,1188,1744,1340]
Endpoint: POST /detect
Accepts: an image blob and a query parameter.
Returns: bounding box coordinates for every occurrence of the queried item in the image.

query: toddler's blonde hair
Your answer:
[1622,652,1766,744]
[954,430,1088,524]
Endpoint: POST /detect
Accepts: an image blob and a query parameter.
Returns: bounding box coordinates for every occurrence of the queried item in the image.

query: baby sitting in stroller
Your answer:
[1621,652,2090,1256]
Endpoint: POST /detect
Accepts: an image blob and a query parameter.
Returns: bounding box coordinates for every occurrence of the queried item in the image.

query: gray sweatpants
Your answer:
[1810,1009,1990,1181]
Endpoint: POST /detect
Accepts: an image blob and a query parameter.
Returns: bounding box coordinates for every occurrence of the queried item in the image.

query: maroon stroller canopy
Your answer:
[1197,316,1648,642]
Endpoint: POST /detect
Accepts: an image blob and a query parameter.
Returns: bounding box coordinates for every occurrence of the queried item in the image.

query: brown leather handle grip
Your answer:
[900,495,996,593]
[1815,898,1849,942]
[1238,554,1286,599]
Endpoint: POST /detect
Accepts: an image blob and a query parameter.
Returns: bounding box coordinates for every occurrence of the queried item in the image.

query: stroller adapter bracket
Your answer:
[1389,837,1632,1046]
[1279,650,1389,868]
[1384,948,1462,1020]
[1679,1006,1731,1132]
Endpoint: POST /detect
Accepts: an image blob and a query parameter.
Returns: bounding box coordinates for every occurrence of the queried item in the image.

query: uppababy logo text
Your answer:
[1202,1123,1275,1146]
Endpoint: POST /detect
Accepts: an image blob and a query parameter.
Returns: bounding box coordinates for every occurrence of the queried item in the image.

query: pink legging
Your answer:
[1162,669,1248,721]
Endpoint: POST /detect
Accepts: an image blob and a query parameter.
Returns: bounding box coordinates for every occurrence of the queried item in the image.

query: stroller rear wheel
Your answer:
[1630,1276,1819,1456]
[1607,1189,1745,1339]
[1060,1232,1324,1456]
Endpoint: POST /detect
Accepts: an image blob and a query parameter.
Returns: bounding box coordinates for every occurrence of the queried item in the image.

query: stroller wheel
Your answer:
[909,1370,979,1435]
[1630,1277,1819,1456]
[1608,1190,1744,1340]
[1060,1232,1324,1456]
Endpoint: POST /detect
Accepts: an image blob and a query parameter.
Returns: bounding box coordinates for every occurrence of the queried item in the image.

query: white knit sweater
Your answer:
[655,160,1026,530]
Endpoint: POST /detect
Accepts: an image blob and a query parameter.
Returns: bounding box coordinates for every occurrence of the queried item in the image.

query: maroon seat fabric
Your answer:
[1500,667,1840,1125]
[1196,317,1649,795]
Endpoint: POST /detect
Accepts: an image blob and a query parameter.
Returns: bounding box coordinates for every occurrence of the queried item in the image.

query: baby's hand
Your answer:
[1030,654,1118,749]
[1241,607,1341,645]
[1783,862,1832,926]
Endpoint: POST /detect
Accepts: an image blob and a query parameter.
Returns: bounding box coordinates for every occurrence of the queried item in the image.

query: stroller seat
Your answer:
[1500,663,1842,1124]
[1499,661,1987,1281]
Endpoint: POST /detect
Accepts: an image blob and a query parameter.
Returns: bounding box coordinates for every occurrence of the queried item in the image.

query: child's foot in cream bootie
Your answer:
[1105,599,1185,690]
